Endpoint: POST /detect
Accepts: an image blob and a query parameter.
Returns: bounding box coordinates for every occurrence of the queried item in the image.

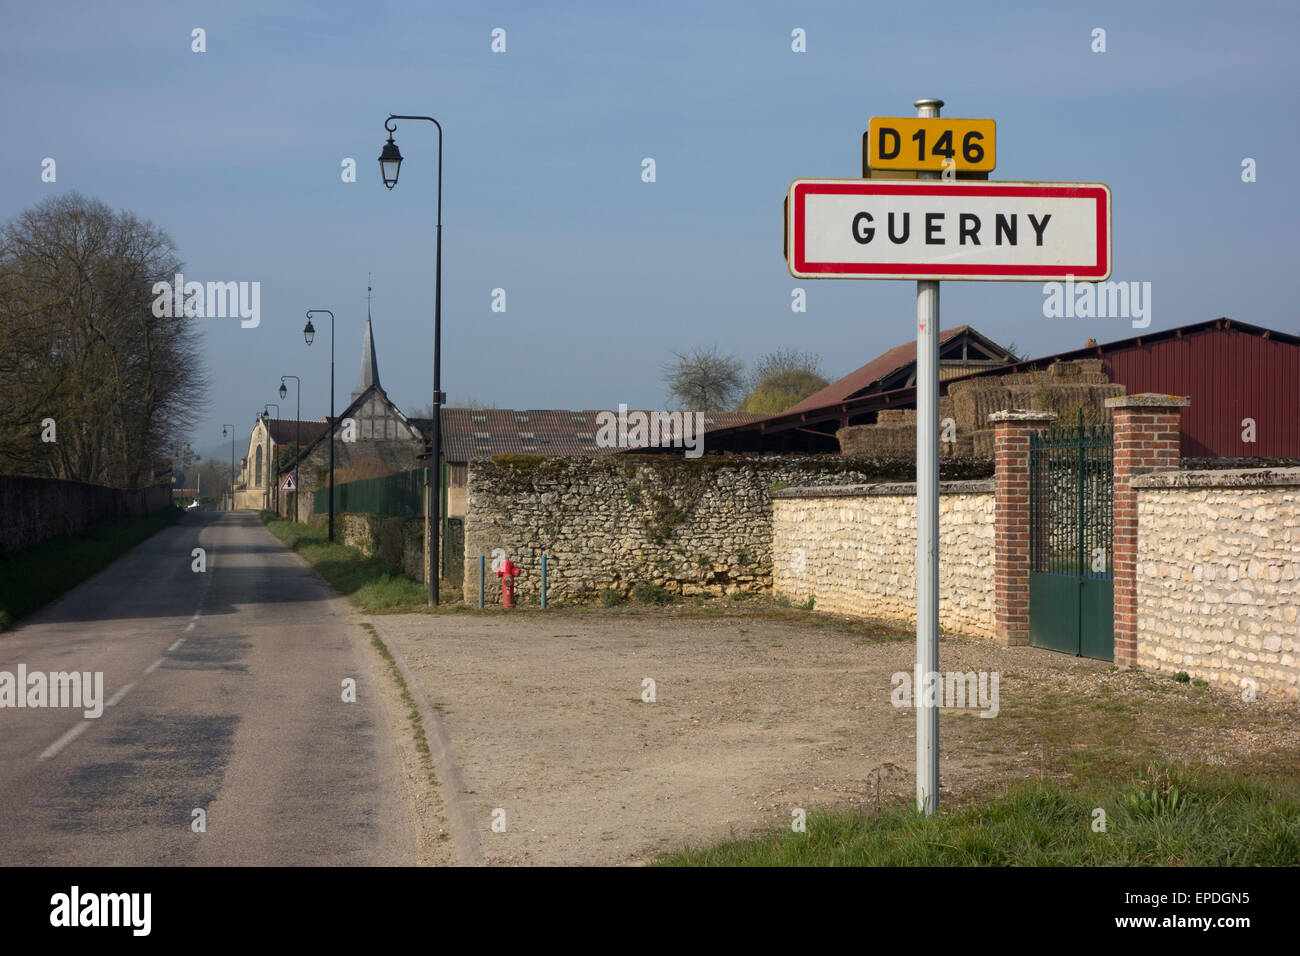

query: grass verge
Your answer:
[260,512,430,612]
[0,505,183,632]
[657,764,1300,866]
[358,620,437,789]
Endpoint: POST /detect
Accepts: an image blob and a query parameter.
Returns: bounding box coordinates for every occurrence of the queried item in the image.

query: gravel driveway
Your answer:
[373,605,1130,865]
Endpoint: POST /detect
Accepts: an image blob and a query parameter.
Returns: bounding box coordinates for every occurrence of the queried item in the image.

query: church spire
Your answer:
[352,276,380,402]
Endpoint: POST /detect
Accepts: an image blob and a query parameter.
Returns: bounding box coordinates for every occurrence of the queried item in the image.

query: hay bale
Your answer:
[876,408,915,425]
[1007,384,1045,409]
[953,386,1011,430]
[838,424,915,457]
[971,429,995,457]
[941,434,974,458]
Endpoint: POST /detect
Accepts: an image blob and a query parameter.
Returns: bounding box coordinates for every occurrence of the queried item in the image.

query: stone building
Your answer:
[274,313,427,521]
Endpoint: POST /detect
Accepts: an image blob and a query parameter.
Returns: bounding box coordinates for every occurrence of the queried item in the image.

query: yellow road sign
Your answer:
[866,117,996,173]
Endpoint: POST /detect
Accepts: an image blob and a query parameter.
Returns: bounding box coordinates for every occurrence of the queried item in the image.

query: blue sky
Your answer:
[2,0,1297,459]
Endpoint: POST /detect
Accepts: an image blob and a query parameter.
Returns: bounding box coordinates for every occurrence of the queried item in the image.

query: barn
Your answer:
[701,318,1300,460]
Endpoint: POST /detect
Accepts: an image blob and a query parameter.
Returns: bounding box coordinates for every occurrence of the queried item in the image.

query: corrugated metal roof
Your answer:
[783,324,1014,414]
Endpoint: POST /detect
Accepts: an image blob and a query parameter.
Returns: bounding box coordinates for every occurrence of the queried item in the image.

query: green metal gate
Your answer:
[1029,413,1114,660]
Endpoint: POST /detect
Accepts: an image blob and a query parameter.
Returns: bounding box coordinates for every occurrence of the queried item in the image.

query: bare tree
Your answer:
[0,193,207,487]
[660,346,745,410]
[737,348,829,414]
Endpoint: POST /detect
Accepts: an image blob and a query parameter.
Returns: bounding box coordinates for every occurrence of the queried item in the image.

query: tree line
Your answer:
[660,346,829,414]
[0,193,206,489]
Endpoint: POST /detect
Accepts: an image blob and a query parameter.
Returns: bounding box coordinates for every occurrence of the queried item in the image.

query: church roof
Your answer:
[352,306,380,403]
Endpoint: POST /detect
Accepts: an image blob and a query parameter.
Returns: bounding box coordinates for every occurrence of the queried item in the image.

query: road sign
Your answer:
[785,179,1111,281]
[867,117,996,173]
[280,474,296,491]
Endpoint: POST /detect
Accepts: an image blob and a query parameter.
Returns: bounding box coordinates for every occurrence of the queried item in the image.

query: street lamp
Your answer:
[380,113,445,606]
[221,424,235,512]
[305,310,335,543]
[280,375,301,520]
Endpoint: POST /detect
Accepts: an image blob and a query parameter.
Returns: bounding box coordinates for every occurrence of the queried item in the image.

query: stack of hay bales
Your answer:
[834,359,1128,457]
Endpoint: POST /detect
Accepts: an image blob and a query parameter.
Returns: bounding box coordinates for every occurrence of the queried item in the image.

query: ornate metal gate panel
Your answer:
[1029,414,1114,661]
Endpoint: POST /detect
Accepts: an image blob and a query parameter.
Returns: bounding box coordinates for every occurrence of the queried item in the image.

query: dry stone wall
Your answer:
[0,476,171,554]
[1134,468,1300,699]
[463,455,992,605]
[772,482,996,638]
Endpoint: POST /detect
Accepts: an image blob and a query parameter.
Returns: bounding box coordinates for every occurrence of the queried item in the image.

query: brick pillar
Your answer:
[990,410,1056,647]
[1105,394,1190,668]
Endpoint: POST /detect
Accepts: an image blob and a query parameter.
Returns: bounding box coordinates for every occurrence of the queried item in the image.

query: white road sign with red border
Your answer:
[786,179,1111,281]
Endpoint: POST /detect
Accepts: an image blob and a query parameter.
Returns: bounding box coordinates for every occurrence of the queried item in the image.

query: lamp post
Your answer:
[280,376,301,520]
[304,310,335,542]
[380,113,444,606]
[221,424,235,512]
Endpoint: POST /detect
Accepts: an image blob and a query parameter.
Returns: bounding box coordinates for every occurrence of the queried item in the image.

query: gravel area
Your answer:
[377,605,1300,865]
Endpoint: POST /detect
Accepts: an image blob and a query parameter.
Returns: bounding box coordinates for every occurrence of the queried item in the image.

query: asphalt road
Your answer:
[0,511,423,865]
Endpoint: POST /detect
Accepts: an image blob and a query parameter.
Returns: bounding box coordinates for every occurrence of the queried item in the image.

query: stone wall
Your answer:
[772,481,996,638]
[0,476,172,554]
[463,455,992,605]
[325,513,463,587]
[1133,467,1300,699]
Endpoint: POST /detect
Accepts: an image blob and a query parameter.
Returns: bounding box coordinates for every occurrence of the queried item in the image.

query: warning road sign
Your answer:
[785,179,1110,281]
[280,474,296,491]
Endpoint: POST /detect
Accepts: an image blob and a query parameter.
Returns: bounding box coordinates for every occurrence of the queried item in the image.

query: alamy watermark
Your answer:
[891,668,999,718]
[595,404,705,458]
[0,666,104,718]
[1042,275,1150,328]
[151,273,260,328]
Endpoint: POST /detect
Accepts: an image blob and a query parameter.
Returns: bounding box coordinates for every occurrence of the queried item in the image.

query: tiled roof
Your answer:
[427,409,764,461]
[265,419,331,447]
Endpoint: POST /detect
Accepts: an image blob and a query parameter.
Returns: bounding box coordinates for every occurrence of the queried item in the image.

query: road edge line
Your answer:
[365,616,485,867]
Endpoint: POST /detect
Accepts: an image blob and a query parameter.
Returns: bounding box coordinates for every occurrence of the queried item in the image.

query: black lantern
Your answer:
[379,135,403,189]
[303,318,315,346]
[279,382,287,400]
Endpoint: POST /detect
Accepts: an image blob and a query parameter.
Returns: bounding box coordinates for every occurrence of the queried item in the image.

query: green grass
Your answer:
[657,764,1300,866]
[358,621,437,788]
[260,512,429,612]
[0,505,183,632]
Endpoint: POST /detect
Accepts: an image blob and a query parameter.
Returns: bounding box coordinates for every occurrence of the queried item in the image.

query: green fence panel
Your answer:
[313,468,426,517]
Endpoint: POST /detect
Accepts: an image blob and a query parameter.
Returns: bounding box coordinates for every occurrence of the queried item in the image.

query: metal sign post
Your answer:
[913,98,942,815]
[783,96,1110,818]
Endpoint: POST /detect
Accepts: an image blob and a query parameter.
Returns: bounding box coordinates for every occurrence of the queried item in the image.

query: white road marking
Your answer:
[106,682,135,707]
[144,657,165,674]
[39,722,90,761]
[185,622,196,632]
[169,637,186,651]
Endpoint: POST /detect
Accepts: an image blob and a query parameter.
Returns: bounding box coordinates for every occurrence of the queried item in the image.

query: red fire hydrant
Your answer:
[497,559,520,608]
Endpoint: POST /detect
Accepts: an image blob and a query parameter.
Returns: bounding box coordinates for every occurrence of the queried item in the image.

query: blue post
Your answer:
[478,555,485,609]
[541,555,548,609]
